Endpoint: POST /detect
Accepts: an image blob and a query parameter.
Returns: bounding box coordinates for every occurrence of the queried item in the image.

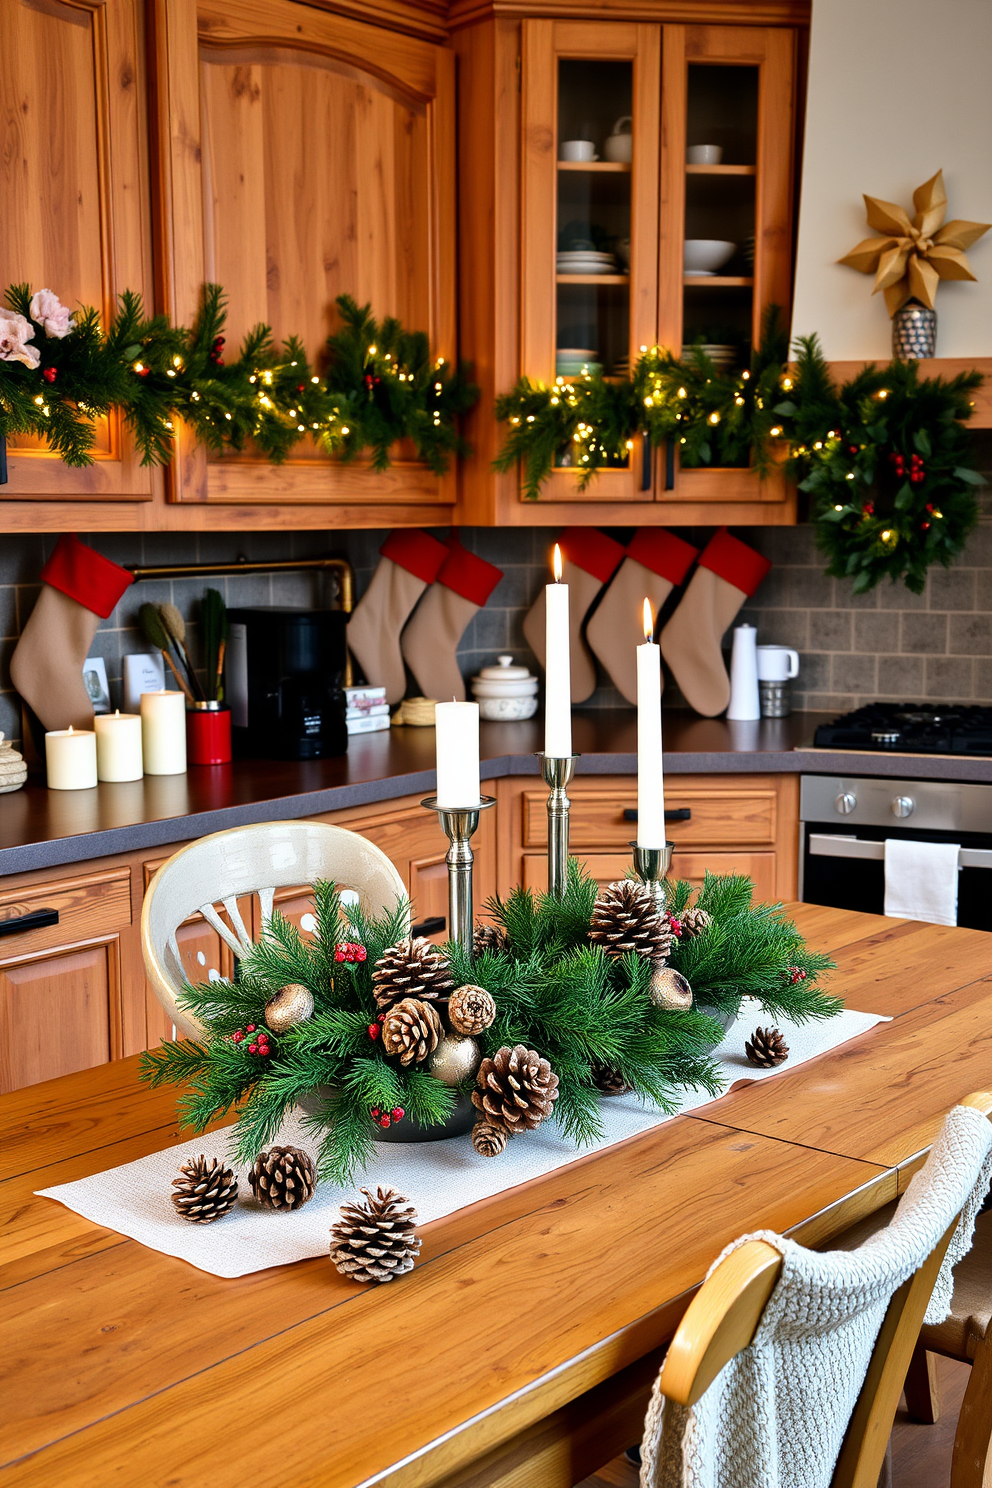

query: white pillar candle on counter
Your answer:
[434,701,480,808]
[140,690,187,775]
[636,599,666,849]
[544,543,572,758]
[94,710,144,782]
[45,726,97,790]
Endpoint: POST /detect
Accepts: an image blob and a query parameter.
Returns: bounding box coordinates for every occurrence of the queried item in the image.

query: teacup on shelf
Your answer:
[559,139,597,162]
[686,144,723,165]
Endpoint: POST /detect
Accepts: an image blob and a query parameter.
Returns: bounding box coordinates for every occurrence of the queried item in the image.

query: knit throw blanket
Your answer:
[640,1105,992,1488]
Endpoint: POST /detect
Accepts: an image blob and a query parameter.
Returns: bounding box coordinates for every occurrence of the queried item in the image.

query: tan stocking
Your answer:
[400,537,502,701]
[586,529,698,704]
[347,530,448,705]
[523,528,625,703]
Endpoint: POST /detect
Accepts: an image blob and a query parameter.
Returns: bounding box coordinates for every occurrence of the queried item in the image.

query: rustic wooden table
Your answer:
[2,907,990,1488]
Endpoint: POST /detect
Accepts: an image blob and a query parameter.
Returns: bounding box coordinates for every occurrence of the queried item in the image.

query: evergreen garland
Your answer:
[139,861,838,1185]
[0,283,477,473]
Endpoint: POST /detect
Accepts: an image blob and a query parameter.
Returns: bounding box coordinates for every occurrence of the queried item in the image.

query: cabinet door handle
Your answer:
[623,808,692,823]
[410,915,446,938]
[0,907,60,938]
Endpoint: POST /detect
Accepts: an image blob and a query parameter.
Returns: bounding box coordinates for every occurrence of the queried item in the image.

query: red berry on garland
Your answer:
[368,1022,380,1039]
[668,917,683,937]
[42,366,57,384]
[248,1043,258,1054]
[379,1115,391,1129]
[390,1107,405,1123]
[246,1024,255,1033]
[133,361,150,378]
[296,383,305,392]
[356,945,367,962]
[926,503,935,513]
[233,1031,244,1043]
[209,335,225,366]
[378,1012,386,1022]
[788,966,807,984]
[371,1107,381,1119]
[862,501,874,516]
[921,521,931,530]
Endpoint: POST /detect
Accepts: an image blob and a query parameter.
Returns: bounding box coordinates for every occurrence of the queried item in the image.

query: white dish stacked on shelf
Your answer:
[556,346,601,377]
[681,343,738,371]
[683,239,736,275]
[556,249,618,276]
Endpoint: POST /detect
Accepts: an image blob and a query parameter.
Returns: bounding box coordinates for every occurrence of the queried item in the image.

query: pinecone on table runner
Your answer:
[329,1187,421,1283]
[471,1121,509,1157]
[171,1155,238,1223]
[448,983,497,1035]
[744,1026,790,1068]
[679,906,713,937]
[589,880,673,961]
[472,923,507,958]
[381,997,443,1066]
[472,1044,559,1133]
[592,1063,633,1097]
[373,936,454,1009]
[248,1145,317,1211]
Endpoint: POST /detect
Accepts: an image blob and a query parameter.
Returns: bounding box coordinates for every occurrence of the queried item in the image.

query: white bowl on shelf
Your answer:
[686,144,723,165]
[683,239,736,274]
[471,657,539,721]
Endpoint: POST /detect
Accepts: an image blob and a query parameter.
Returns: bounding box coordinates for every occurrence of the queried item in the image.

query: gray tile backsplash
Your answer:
[2,433,990,747]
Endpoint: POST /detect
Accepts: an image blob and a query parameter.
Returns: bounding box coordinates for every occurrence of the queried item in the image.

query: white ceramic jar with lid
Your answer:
[470,656,539,720]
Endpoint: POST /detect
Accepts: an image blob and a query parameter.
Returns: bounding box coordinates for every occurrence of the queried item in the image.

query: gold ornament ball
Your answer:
[649,966,693,1011]
[264,983,314,1033]
[428,1034,481,1086]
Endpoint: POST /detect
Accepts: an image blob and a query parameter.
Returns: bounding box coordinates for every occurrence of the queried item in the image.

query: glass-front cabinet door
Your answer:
[519,19,797,518]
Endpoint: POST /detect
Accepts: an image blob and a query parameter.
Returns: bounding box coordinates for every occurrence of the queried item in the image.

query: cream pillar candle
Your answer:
[140,690,187,775]
[434,701,480,808]
[544,544,572,757]
[45,726,97,790]
[636,599,665,849]
[94,710,144,782]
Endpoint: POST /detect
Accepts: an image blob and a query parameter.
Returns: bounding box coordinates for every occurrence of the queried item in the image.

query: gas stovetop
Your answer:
[813,703,992,756]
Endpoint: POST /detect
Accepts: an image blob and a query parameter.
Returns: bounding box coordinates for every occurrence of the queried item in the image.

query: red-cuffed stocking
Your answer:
[347,530,448,704]
[9,534,133,732]
[400,536,503,701]
[523,527,626,703]
[659,528,771,716]
[586,529,699,704]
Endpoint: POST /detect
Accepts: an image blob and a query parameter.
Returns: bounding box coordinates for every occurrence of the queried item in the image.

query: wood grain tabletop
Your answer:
[1,905,988,1488]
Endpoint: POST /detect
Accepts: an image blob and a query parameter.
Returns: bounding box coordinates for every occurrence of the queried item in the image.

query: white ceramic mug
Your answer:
[603,116,633,163]
[756,644,800,682]
[559,139,597,162]
[686,144,723,165]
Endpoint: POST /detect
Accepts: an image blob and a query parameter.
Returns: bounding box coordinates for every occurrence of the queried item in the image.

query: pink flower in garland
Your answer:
[0,311,40,368]
[29,288,75,339]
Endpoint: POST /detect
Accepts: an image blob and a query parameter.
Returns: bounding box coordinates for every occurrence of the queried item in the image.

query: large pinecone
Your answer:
[171,1155,238,1224]
[382,997,443,1066]
[329,1186,421,1284]
[592,1063,633,1097]
[448,983,497,1036]
[744,1026,790,1068]
[473,923,508,958]
[373,937,454,1009]
[249,1145,317,1211]
[472,1044,559,1133]
[589,880,673,961]
[680,906,713,938]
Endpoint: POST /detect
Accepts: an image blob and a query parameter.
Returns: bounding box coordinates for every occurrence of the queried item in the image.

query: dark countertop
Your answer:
[2,710,989,876]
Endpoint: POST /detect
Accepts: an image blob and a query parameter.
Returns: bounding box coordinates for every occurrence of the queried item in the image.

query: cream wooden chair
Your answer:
[651,1091,992,1488]
[141,820,408,1038]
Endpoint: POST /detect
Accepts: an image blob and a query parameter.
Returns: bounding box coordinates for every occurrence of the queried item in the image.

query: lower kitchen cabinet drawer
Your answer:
[0,869,131,961]
[0,937,124,1093]
[521,786,779,850]
[522,850,777,903]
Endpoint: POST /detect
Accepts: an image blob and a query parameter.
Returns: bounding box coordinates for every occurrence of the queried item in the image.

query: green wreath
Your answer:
[0,283,477,473]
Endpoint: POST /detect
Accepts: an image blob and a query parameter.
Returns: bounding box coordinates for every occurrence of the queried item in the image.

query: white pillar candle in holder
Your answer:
[140,690,187,775]
[94,710,144,782]
[45,726,98,790]
[434,700,481,808]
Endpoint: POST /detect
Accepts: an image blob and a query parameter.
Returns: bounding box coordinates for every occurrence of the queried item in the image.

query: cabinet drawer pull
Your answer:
[622,808,692,823]
[0,907,60,938]
[411,915,446,938]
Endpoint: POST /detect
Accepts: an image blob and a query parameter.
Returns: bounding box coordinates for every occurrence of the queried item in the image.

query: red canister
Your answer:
[186,702,232,765]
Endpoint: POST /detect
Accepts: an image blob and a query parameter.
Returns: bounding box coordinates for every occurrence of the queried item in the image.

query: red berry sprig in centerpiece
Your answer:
[370,1106,405,1130]
[230,1022,272,1056]
[787,966,807,985]
[334,941,367,964]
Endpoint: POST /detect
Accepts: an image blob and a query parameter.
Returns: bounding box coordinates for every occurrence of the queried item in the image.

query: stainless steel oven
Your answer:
[799,775,992,932]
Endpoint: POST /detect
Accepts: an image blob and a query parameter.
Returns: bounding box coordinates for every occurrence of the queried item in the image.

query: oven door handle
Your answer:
[808,834,992,869]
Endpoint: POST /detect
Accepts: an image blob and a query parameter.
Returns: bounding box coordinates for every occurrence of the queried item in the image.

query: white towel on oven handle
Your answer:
[883,837,960,926]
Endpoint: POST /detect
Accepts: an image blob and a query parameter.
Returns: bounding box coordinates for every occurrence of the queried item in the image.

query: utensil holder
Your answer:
[186,702,232,765]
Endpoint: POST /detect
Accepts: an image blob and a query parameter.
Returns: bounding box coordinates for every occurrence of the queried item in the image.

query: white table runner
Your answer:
[38,1002,888,1277]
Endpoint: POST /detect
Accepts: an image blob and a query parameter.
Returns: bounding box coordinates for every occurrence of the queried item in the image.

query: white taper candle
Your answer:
[544,544,572,757]
[636,599,665,848]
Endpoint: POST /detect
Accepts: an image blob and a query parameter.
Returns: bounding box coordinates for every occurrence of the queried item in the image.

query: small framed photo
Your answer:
[82,656,112,714]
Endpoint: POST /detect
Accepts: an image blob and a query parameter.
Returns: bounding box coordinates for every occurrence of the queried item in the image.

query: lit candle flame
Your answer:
[114,709,120,718]
[67,725,73,734]
[643,598,655,641]
[552,543,563,582]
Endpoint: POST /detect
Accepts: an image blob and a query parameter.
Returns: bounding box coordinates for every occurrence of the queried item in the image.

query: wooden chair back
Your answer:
[658,1091,992,1488]
[141,820,408,1037]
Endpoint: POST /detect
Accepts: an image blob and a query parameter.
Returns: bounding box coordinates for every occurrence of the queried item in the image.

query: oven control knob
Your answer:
[835,792,857,815]
[892,795,915,819]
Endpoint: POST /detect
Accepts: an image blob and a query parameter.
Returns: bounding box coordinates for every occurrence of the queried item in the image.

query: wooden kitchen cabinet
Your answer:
[454,4,804,527]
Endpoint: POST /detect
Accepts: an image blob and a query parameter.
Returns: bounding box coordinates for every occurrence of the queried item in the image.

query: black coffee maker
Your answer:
[226,608,348,759]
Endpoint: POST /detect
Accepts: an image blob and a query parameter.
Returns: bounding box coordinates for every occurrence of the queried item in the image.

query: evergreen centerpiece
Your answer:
[139,863,838,1185]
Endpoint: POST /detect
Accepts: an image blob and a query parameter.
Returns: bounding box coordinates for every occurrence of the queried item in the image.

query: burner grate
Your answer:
[813,703,992,756]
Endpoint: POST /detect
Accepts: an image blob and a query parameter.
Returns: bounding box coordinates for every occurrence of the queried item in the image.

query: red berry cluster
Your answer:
[787,966,807,985]
[334,941,367,964]
[862,500,875,516]
[42,366,57,384]
[231,1022,272,1056]
[668,916,683,937]
[209,334,225,366]
[370,1106,405,1129]
[368,1011,387,1040]
[889,450,926,484]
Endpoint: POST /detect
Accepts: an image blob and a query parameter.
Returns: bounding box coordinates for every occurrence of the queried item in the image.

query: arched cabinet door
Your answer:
[151,0,456,517]
[1,0,158,506]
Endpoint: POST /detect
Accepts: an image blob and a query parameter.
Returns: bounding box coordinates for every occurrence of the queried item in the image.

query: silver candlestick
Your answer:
[630,841,675,912]
[538,753,578,898]
[422,796,496,951]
